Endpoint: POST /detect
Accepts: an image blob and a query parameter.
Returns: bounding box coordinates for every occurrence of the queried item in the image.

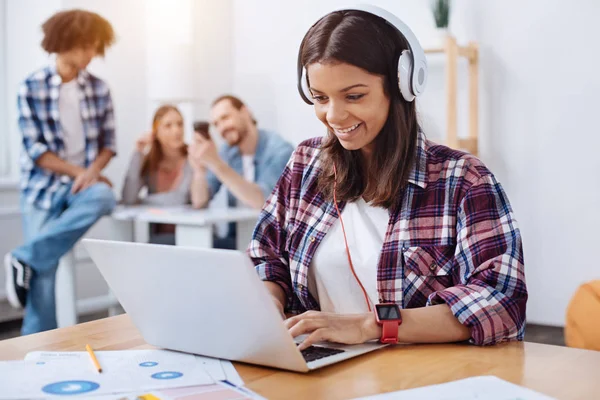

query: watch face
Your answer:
[376,304,401,321]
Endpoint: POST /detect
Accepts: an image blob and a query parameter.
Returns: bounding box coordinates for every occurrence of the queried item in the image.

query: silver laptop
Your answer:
[83,239,386,372]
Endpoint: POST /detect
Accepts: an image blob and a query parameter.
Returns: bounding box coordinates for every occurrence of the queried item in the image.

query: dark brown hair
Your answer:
[41,9,115,55]
[211,95,257,125]
[141,105,188,178]
[301,11,420,209]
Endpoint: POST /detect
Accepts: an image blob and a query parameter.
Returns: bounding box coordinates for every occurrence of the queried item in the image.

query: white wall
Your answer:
[0,0,8,177]
[4,0,62,181]
[473,0,600,326]
[191,0,234,118]
[231,0,600,326]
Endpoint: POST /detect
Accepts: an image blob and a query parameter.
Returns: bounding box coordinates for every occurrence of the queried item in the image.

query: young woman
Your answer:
[249,6,527,350]
[122,105,195,244]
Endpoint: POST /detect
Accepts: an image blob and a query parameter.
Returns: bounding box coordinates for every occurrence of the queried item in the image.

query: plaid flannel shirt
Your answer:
[18,64,116,209]
[249,132,527,345]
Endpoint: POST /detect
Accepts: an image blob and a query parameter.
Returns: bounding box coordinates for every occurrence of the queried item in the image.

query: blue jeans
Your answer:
[12,183,116,335]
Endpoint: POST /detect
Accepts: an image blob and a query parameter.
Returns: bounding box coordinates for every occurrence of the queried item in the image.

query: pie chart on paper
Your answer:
[151,371,184,380]
[139,361,159,367]
[42,380,100,395]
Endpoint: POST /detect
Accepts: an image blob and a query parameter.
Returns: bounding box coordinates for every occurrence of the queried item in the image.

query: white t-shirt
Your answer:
[215,154,256,238]
[308,199,390,314]
[59,80,86,167]
[241,154,255,182]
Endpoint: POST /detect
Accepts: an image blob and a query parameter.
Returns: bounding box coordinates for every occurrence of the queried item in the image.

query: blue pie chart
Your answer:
[139,361,158,367]
[42,380,100,395]
[151,371,183,380]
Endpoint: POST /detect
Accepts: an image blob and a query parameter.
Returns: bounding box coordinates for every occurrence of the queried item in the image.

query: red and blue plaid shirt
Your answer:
[249,132,527,345]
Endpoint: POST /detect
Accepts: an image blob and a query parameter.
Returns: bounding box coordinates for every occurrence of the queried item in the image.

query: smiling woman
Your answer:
[249,5,527,351]
[309,64,389,154]
[301,9,419,209]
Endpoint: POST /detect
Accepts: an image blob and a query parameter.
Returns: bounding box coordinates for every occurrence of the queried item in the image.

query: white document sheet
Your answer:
[354,376,555,400]
[83,381,265,400]
[220,358,245,386]
[194,355,226,381]
[0,350,213,399]
[26,350,238,384]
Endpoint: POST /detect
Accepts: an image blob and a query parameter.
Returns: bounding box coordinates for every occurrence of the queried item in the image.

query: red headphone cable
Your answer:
[332,163,372,312]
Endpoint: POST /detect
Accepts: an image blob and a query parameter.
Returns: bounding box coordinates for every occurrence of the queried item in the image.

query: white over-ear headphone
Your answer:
[297,4,428,104]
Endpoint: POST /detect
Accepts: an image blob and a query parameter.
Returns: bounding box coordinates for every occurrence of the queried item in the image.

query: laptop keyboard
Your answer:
[298,344,346,362]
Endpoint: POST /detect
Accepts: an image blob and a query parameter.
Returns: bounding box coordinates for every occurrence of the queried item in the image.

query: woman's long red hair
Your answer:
[140,105,188,178]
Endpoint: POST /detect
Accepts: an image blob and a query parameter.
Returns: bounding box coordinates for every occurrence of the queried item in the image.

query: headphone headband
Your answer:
[297,4,427,104]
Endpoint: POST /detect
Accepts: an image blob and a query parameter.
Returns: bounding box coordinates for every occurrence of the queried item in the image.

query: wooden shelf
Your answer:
[424,47,445,54]
[458,137,478,155]
[424,36,479,156]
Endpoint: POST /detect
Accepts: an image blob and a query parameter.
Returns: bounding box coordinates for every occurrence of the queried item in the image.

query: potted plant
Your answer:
[431,0,451,46]
[432,0,451,30]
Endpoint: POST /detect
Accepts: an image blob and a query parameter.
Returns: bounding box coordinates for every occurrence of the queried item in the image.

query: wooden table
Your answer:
[1,315,599,400]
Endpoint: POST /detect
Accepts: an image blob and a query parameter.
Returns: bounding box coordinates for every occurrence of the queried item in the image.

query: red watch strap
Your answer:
[381,320,399,344]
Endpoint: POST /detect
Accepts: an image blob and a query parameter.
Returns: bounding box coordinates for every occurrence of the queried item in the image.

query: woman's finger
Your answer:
[283,315,301,330]
[283,310,321,330]
[288,317,328,338]
[298,328,332,351]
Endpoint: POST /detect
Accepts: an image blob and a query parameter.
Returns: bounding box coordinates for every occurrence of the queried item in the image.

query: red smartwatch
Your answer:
[374,303,402,344]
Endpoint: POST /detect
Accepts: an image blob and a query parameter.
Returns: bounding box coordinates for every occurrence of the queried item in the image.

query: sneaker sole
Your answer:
[4,254,23,310]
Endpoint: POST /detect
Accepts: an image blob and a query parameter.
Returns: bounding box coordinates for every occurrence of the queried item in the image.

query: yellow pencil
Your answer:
[85,344,102,373]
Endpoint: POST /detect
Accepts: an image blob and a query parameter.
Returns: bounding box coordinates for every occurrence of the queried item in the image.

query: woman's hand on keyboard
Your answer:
[284,311,381,351]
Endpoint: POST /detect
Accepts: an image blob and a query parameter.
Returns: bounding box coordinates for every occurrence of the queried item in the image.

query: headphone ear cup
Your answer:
[300,67,314,105]
[398,50,415,102]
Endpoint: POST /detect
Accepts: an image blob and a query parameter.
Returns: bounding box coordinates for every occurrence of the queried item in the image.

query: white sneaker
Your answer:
[4,253,32,309]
